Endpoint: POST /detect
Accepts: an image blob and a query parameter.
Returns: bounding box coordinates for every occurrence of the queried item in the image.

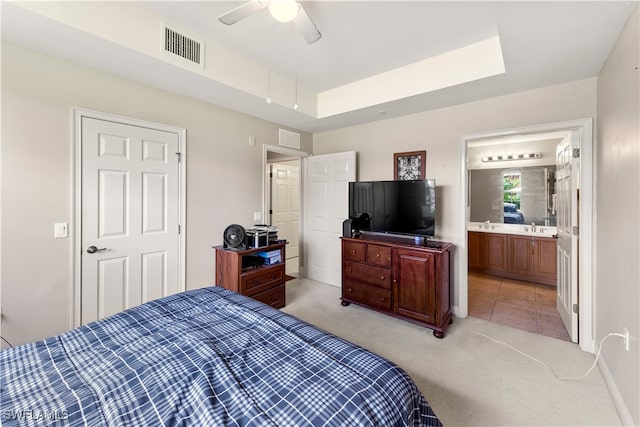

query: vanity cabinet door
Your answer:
[468,232,507,274]
[468,232,483,269]
[485,234,508,272]
[533,237,557,286]
[508,235,534,276]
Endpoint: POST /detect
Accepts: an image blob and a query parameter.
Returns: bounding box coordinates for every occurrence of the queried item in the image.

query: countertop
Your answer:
[467,222,557,238]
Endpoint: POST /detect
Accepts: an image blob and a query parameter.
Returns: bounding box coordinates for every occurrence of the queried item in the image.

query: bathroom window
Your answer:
[503,171,521,207]
[503,171,523,223]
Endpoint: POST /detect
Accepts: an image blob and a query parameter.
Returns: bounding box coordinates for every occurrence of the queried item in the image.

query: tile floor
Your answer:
[468,272,571,342]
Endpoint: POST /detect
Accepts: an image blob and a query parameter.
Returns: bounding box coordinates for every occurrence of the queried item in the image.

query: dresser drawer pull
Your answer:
[347,268,352,273]
[380,297,386,302]
[380,276,385,280]
[352,249,357,254]
[376,253,381,258]
[253,279,260,284]
[348,288,353,293]
[271,273,276,279]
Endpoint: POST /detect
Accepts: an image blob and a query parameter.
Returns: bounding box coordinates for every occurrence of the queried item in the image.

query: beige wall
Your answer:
[313,78,597,312]
[596,5,639,425]
[0,42,311,346]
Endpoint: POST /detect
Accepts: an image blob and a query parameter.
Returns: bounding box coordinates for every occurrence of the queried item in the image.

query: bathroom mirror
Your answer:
[469,166,556,226]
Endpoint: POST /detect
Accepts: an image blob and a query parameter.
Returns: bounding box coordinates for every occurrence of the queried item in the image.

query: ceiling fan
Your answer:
[218,0,322,44]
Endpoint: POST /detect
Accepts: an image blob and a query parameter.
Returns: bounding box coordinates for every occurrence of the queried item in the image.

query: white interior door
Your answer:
[81,117,182,324]
[556,135,579,342]
[271,161,300,275]
[304,151,356,286]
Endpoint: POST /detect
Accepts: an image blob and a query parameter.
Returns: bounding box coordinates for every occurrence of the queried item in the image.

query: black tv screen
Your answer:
[349,179,436,237]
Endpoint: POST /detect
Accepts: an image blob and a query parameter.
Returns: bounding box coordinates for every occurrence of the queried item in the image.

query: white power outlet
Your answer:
[623,327,630,352]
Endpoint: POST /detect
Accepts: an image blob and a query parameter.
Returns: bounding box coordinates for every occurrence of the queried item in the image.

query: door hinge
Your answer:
[572,303,579,314]
[572,148,580,158]
[175,152,182,163]
[178,224,181,234]
[269,172,273,178]
[572,225,579,236]
[269,209,273,215]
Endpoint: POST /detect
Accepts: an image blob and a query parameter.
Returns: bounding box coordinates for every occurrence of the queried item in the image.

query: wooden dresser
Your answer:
[341,234,454,338]
[214,242,286,308]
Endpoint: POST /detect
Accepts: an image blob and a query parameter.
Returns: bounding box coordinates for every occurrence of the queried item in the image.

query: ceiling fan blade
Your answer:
[294,5,322,44]
[218,0,268,25]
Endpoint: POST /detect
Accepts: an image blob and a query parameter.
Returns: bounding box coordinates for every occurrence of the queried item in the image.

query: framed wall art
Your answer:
[394,151,426,180]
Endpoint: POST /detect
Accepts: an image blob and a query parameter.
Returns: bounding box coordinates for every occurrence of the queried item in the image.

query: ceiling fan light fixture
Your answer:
[269,0,300,23]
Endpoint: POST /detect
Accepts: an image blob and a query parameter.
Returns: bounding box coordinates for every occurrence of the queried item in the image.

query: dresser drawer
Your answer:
[342,279,392,311]
[252,284,285,309]
[366,244,392,268]
[241,266,284,296]
[344,261,391,290]
[343,241,366,263]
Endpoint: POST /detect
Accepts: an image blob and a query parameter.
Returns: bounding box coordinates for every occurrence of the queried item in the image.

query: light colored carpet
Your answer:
[282,278,621,427]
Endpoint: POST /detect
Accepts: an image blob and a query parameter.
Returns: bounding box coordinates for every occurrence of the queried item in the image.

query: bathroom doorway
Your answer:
[460,119,595,352]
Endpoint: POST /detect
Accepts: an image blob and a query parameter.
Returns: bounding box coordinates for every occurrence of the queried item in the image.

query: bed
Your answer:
[1,287,441,426]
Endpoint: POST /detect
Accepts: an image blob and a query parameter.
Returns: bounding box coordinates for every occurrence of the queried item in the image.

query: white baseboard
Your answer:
[598,354,635,426]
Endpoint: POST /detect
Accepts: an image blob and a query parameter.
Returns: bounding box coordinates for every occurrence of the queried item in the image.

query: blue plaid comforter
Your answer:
[1,287,441,426]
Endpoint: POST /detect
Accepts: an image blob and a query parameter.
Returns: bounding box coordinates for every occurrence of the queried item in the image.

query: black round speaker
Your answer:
[223,224,246,250]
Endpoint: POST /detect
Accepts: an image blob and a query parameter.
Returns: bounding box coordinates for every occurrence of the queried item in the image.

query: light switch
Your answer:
[253,211,262,222]
[54,222,68,238]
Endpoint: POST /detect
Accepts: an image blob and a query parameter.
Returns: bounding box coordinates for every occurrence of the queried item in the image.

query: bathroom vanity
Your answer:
[468,222,557,286]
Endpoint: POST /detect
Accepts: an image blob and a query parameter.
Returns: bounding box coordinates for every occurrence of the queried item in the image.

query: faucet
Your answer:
[531,222,536,232]
[484,220,490,229]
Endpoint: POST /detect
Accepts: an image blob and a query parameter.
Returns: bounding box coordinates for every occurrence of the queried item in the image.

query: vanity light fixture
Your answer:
[481,153,543,163]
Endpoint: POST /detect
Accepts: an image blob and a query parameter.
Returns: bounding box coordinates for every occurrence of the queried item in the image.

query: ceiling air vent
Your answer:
[279,129,301,149]
[163,26,203,66]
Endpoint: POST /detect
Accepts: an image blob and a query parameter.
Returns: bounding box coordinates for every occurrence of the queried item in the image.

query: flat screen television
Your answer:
[348,179,436,237]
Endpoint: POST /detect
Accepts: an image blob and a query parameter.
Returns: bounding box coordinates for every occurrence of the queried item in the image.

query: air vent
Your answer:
[279,129,301,149]
[163,26,203,66]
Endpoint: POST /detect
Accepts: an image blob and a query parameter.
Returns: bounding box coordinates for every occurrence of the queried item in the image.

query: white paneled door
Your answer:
[271,162,300,275]
[556,135,579,342]
[81,117,182,324]
[304,152,356,287]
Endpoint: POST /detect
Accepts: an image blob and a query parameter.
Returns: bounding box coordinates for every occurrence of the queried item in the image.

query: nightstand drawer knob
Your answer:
[380,297,385,302]
[380,276,385,280]
[347,268,352,273]
[352,249,357,254]
[376,253,381,258]
[348,288,353,293]
[253,280,259,284]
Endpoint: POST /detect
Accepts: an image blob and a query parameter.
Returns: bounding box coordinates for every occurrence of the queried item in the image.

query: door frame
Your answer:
[262,144,310,275]
[459,118,594,353]
[72,108,187,328]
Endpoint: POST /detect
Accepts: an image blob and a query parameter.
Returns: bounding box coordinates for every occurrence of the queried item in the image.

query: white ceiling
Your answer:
[1,1,635,133]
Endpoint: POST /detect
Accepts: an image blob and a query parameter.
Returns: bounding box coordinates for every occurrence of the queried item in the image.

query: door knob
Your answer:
[86,245,107,254]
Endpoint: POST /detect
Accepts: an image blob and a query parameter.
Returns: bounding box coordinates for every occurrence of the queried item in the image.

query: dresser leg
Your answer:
[433,330,444,339]
[341,300,351,307]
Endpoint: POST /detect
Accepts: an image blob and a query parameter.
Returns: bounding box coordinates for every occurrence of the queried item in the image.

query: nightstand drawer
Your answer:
[344,261,391,290]
[252,284,285,309]
[241,266,284,296]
